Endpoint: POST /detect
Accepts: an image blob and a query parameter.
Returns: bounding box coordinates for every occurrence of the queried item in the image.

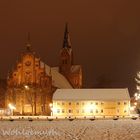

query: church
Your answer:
[5,24,83,115]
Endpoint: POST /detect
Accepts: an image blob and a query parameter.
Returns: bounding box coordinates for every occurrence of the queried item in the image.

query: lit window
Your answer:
[57,109,60,113]
[62,109,65,113]
[90,109,93,113]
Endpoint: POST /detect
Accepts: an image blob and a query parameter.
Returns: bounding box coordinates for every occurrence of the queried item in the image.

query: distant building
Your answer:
[5,24,83,115]
[52,89,130,117]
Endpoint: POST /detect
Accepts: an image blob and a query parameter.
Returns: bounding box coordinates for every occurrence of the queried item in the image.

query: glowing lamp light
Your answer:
[49,103,53,116]
[130,106,136,111]
[52,107,57,113]
[24,85,29,90]
[84,103,95,113]
[49,103,53,107]
[8,103,16,110]
[134,92,140,101]
[134,93,137,97]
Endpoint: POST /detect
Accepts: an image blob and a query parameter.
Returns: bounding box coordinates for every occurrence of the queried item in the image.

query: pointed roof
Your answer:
[25,32,32,51]
[63,23,71,48]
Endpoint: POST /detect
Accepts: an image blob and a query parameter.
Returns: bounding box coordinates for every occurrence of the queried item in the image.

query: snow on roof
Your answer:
[50,67,72,89]
[40,61,72,89]
[71,65,81,73]
[53,89,130,101]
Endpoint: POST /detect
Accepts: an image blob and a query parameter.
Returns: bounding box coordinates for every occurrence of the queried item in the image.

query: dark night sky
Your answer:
[0,0,140,96]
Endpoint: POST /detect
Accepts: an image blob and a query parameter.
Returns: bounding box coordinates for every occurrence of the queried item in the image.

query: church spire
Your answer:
[25,32,32,51]
[63,23,71,48]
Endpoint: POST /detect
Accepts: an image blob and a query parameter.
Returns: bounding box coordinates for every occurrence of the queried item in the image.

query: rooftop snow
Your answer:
[40,61,72,89]
[53,89,130,101]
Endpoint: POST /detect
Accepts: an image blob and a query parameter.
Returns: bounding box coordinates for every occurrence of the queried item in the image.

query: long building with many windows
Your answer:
[52,89,130,117]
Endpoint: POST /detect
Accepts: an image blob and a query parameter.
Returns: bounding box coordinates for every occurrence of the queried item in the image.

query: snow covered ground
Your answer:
[0,119,140,140]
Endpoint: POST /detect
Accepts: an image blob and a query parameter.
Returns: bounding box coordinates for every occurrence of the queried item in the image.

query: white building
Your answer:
[52,88,130,117]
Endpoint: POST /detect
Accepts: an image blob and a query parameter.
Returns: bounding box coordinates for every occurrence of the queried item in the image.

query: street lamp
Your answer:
[49,103,53,116]
[24,85,30,90]
[134,102,137,106]
[8,103,16,116]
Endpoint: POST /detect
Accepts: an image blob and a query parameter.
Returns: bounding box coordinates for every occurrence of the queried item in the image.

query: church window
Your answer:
[65,60,67,64]
[62,60,65,64]
[75,79,77,84]
[41,106,43,112]
[26,71,31,75]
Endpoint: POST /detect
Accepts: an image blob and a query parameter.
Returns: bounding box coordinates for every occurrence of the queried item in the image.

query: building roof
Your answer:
[53,89,130,101]
[50,67,72,89]
[40,62,72,89]
[71,65,81,73]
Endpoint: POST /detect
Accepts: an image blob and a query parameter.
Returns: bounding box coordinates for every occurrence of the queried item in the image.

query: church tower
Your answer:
[25,32,32,51]
[59,23,83,88]
[59,23,73,74]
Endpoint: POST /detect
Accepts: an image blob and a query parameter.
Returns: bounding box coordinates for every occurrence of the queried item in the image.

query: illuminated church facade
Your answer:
[5,24,83,115]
